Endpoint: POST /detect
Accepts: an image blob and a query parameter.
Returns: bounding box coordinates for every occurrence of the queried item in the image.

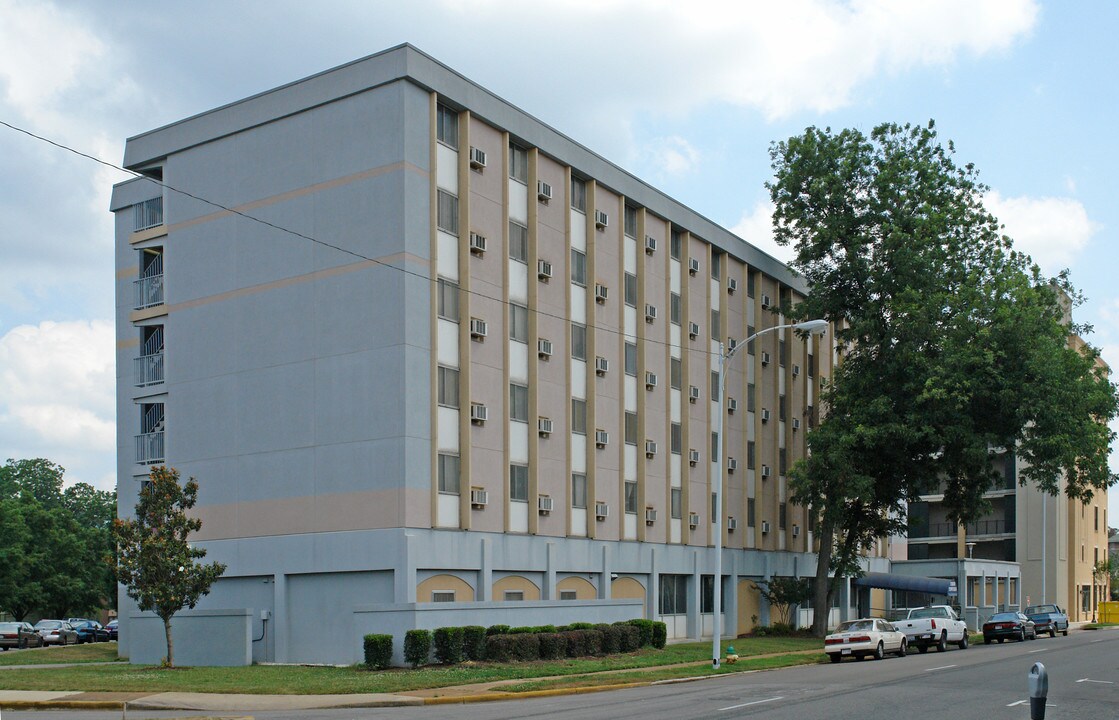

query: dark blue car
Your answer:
[71,620,110,643]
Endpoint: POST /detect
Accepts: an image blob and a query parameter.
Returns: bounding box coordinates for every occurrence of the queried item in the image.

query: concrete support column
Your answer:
[979,571,987,609]
[395,533,417,604]
[957,563,968,625]
[648,547,660,622]
[273,573,288,663]
[839,576,851,623]
[689,549,702,640]
[724,552,738,638]
[600,545,611,599]
[544,542,556,600]
[478,537,492,601]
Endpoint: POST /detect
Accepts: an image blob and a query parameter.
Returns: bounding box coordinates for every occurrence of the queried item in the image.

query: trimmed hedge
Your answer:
[403,629,432,667]
[486,624,511,636]
[627,618,655,647]
[651,621,667,649]
[614,622,642,651]
[596,623,622,654]
[463,625,487,661]
[538,632,568,659]
[485,633,541,662]
[433,626,465,665]
[509,625,555,634]
[362,634,393,669]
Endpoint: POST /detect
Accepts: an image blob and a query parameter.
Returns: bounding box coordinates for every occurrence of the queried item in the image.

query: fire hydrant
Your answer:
[725,645,739,664]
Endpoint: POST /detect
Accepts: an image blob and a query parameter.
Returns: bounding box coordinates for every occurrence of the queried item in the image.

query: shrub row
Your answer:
[364,618,667,668]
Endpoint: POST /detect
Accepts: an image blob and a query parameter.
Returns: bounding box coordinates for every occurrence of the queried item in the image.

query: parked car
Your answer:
[825,618,908,662]
[105,620,118,641]
[896,605,970,652]
[34,620,79,646]
[983,612,1037,643]
[71,620,110,643]
[1024,604,1069,637]
[0,622,45,650]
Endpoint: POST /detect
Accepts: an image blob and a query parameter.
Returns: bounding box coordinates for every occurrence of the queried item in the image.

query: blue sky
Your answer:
[1,0,1116,511]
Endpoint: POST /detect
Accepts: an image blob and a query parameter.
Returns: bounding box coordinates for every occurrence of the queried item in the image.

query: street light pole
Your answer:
[711,318,828,669]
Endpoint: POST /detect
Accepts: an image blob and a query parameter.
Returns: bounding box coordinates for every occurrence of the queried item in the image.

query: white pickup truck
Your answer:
[896,605,969,653]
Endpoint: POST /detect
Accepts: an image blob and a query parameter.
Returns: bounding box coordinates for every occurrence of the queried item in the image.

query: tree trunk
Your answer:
[162,615,174,668]
[812,518,835,637]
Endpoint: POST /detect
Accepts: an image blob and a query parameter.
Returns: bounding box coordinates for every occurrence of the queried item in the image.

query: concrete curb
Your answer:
[0,700,124,710]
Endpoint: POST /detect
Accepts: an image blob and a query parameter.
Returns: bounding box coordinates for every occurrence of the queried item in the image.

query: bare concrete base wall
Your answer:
[127,609,252,666]
[353,598,643,666]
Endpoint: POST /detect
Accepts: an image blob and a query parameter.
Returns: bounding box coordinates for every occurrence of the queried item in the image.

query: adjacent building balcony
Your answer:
[133,197,163,232]
[912,519,1012,539]
[135,431,165,464]
[134,352,165,387]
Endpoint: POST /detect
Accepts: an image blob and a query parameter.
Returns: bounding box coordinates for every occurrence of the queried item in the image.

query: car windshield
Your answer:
[988,613,1018,622]
[34,621,61,629]
[836,620,874,632]
[1025,605,1056,614]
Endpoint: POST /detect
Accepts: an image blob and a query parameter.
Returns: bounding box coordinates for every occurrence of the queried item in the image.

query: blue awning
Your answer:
[853,573,955,596]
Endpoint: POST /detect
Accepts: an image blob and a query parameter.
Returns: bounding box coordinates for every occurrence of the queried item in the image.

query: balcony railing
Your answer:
[135,431,165,464]
[133,273,164,310]
[911,519,1010,539]
[133,197,163,232]
[134,352,165,387]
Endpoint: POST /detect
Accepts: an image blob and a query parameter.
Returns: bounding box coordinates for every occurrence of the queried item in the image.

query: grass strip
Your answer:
[0,643,122,666]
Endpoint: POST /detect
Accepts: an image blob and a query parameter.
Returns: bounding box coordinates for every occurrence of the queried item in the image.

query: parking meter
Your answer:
[1028,662,1048,720]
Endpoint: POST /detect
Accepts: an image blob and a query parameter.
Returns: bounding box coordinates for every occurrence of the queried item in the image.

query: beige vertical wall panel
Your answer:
[641,209,668,544]
[685,235,709,545]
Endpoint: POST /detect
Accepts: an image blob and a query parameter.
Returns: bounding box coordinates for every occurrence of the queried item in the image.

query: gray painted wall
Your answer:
[127,609,251,666]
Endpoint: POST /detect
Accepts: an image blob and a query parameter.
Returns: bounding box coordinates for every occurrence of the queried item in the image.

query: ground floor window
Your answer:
[431,591,456,603]
[660,574,688,615]
[560,590,577,600]
[700,575,726,613]
[505,591,524,601]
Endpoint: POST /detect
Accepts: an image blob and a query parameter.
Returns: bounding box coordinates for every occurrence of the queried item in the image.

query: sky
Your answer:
[1,0,1116,510]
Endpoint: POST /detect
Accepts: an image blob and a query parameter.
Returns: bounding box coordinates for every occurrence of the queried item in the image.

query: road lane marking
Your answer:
[924,665,957,672]
[1090,638,1107,643]
[719,696,784,711]
[1007,700,1027,707]
[1076,678,1114,684]
[1029,648,1046,653]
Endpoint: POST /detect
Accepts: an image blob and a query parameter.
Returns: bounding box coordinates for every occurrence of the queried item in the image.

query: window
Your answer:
[711,491,717,516]
[711,432,719,458]
[571,177,586,212]
[670,230,682,260]
[624,273,637,306]
[660,575,688,614]
[509,144,528,183]
[625,342,637,376]
[505,590,525,602]
[700,575,724,614]
[625,412,638,445]
[779,394,786,421]
[670,423,682,454]
[438,454,460,494]
[436,104,458,149]
[779,448,787,476]
[747,383,756,413]
[671,488,682,519]
[510,303,528,343]
[807,405,815,428]
[510,384,528,422]
[509,221,528,262]
[779,340,787,367]
[747,498,756,527]
[624,205,638,238]
[625,481,638,513]
[808,511,816,533]
[437,190,459,234]
[670,357,682,389]
[711,371,720,401]
[560,590,578,600]
[747,441,756,469]
[711,309,720,334]
[747,325,756,355]
[779,502,787,529]
[747,272,755,298]
[571,323,587,361]
[1095,506,1099,531]
[807,353,816,377]
[571,398,587,435]
[711,251,721,279]
[572,473,587,509]
[437,278,459,321]
[571,248,587,286]
[510,464,528,501]
[437,366,459,408]
[432,591,456,603]
[140,479,153,495]
[670,293,681,325]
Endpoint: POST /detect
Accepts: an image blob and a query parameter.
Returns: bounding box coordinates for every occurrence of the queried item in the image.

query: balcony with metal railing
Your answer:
[133,197,163,232]
[911,519,1012,539]
[135,431,165,464]
[134,352,164,387]
[133,251,164,310]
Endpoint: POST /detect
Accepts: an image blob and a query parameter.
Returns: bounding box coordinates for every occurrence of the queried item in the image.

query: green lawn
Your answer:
[0,642,122,666]
[0,636,822,695]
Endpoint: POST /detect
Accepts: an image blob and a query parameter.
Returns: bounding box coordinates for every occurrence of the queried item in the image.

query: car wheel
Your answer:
[874,642,885,660]
[1049,628,1056,638]
[984,636,991,644]
[897,640,907,657]
[958,633,969,650]
[936,632,947,652]
[830,653,841,663]
[1018,629,1025,642]
[1062,628,1068,636]
[917,644,928,653]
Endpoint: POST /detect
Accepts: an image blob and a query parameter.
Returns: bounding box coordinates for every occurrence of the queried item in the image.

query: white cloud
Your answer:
[644,136,701,177]
[985,191,1101,273]
[729,200,797,264]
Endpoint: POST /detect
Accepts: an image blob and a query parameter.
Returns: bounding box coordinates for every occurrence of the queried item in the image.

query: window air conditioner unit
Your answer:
[689,257,700,275]
[538,259,553,280]
[760,351,771,366]
[469,232,487,254]
[595,356,609,375]
[645,304,657,322]
[595,429,609,447]
[470,488,488,507]
[470,403,488,423]
[469,317,487,339]
[595,501,609,519]
[761,294,772,309]
[728,457,737,472]
[595,283,609,303]
[595,209,609,229]
[761,520,771,534]
[793,524,801,537]
[538,338,553,357]
[689,385,700,403]
[761,464,771,479]
[728,337,738,351]
[728,278,738,294]
[645,440,658,457]
[537,180,553,201]
[538,417,553,436]
[538,495,553,514]
[645,507,658,524]
[728,517,738,532]
[689,322,700,339]
[645,371,658,389]
[689,449,700,466]
[792,418,801,431]
[644,235,657,254]
[728,398,738,413]
[689,512,700,528]
[469,146,487,169]
[792,364,801,377]
[761,408,771,422]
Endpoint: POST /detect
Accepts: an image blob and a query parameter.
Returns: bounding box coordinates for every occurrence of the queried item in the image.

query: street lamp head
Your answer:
[794,319,829,335]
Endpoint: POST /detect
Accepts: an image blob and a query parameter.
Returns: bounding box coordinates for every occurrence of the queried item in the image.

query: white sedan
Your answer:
[825,618,908,663]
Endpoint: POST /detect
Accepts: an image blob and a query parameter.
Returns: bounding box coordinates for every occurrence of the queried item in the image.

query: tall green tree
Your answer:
[767,121,1118,636]
[112,467,226,667]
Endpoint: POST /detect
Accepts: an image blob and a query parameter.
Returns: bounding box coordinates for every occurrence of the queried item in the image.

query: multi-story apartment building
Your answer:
[110,44,888,666]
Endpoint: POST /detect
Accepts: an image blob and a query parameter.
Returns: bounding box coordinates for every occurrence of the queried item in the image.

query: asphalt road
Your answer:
[7,630,1117,719]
